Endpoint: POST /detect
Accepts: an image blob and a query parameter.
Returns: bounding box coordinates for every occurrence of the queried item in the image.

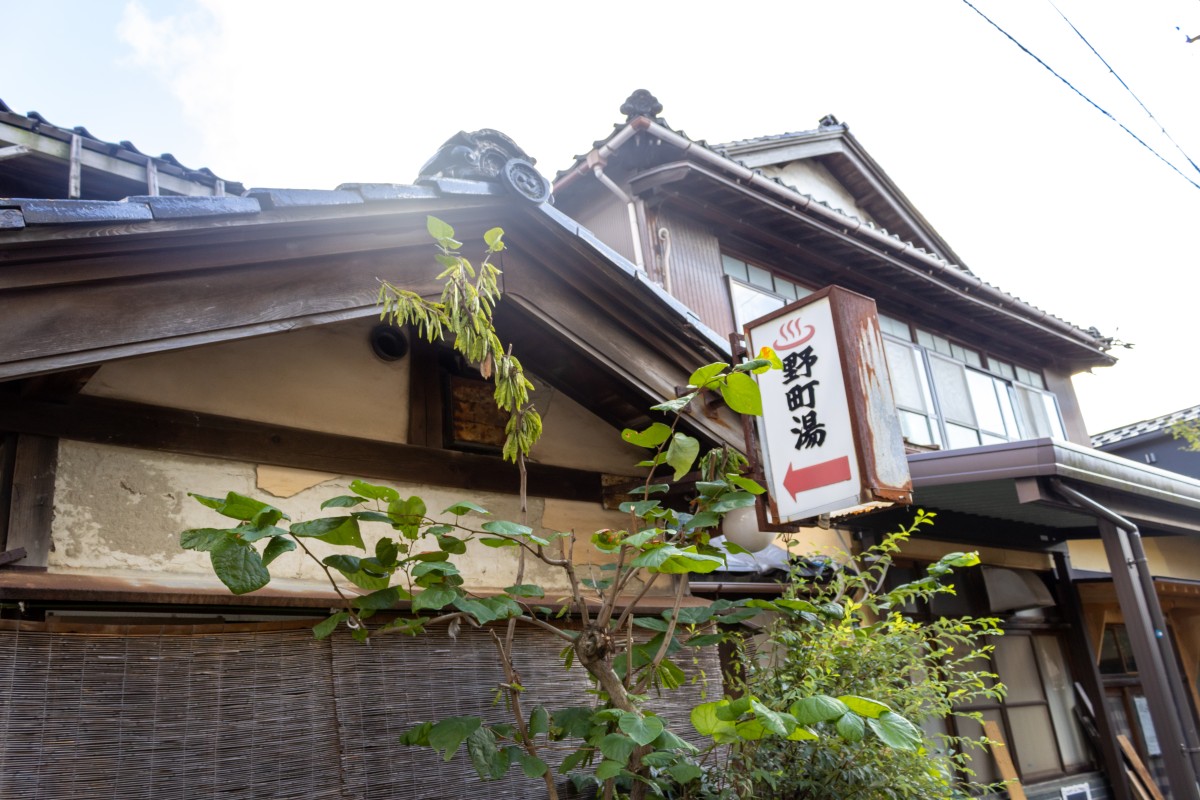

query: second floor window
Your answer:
[721,253,1066,451]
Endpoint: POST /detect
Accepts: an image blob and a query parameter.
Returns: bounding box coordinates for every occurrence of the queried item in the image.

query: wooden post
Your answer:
[68,134,82,198]
[983,719,1028,800]
[146,158,159,196]
[5,434,57,568]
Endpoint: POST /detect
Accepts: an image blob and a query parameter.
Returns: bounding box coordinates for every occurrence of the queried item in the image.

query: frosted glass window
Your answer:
[721,254,748,281]
[729,281,784,330]
[1009,706,1061,776]
[930,356,975,426]
[1034,636,1088,769]
[995,636,1043,704]
[967,370,1007,437]
[747,264,773,289]
[774,277,797,299]
[991,359,1016,380]
[878,313,911,340]
[1016,386,1065,439]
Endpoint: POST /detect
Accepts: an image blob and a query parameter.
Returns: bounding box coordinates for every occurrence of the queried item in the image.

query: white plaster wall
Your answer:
[1069,537,1200,581]
[759,161,876,224]
[82,320,643,476]
[85,319,411,444]
[49,441,670,596]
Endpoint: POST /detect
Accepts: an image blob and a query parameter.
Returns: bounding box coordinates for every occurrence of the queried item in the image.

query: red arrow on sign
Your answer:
[783,456,852,500]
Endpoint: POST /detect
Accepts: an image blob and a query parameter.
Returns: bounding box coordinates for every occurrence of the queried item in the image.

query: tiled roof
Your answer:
[554,98,1110,355]
[0,96,244,196]
[1092,405,1200,447]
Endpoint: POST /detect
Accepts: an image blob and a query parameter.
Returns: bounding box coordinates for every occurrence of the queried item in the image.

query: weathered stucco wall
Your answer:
[759,161,875,224]
[50,441,667,596]
[82,319,643,476]
[1069,536,1200,580]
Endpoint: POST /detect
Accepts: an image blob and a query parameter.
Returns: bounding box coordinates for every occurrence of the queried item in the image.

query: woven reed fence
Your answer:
[0,620,721,799]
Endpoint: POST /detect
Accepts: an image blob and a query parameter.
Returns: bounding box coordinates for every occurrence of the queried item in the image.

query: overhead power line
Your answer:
[1048,0,1200,180]
[960,0,1200,192]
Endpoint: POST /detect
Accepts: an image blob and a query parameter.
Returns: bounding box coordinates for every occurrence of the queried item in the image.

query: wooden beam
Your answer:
[1120,735,1166,800]
[0,144,30,162]
[6,434,58,567]
[0,547,26,567]
[0,432,14,551]
[0,394,603,504]
[68,134,82,199]
[983,719,1028,800]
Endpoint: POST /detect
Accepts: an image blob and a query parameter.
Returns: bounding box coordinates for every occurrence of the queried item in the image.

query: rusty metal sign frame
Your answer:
[735,285,912,529]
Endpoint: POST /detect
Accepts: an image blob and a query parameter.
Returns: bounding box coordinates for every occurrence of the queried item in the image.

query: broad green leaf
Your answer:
[412,585,457,612]
[481,520,533,537]
[504,584,544,598]
[789,695,849,725]
[758,346,783,370]
[681,511,720,531]
[444,500,490,516]
[479,537,518,548]
[599,733,636,765]
[724,540,751,555]
[691,702,737,740]
[836,711,865,741]
[323,554,361,572]
[668,763,703,784]
[389,496,427,539]
[632,616,670,632]
[436,535,467,555]
[685,633,725,648]
[618,712,664,746]
[344,568,390,591]
[720,371,763,415]
[557,747,591,774]
[321,495,366,509]
[399,721,432,746]
[352,511,394,524]
[426,215,456,243]
[717,695,752,721]
[452,596,501,625]
[291,516,364,549]
[313,612,347,640]
[665,433,700,480]
[350,479,400,502]
[190,491,284,526]
[466,727,508,780]
[839,695,892,719]
[210,539,271,595]
[354,586,409,611]
[529,705,550,736]
[787,726,819,741]
[483,227,505,251]
[728,474,767,495]
[650,392,696,413]
[428,715,481,761]
[867,711,922,750]
[750,701,791,737]
[594,760,625,780]
[618,499,661,517]
[630,544,724,574]
[708,491,756,514]
[734,719,768,740]
[230,523,287,543]
[653,728,699,754]
[376,538,399,565]
[517,752,547,778]
[688,362,728,388]
[621,422,672,449]
[261,536,296,566]
[180,528,231,552]
[620,530,660,548]
[552,707,595,740]
[641,752,675,768]
[627,483,670,497]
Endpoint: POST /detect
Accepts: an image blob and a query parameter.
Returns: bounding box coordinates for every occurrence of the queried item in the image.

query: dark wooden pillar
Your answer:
[5,434,57,568]
[1053,550,1133,800]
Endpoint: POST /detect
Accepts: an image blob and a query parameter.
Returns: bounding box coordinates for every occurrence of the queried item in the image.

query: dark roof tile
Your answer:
[16,199,153,224]
[245,188,363,209]
[0,209,25,230]
[127,195,261,220]
[339,183,440,201]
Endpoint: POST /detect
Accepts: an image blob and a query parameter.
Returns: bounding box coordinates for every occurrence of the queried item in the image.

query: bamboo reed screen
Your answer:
[0,620,720,799]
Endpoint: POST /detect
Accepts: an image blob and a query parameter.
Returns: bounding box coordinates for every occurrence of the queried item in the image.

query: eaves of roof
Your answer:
[716,123,970,271]
[907,437,1200,535]
[555,115,1113,370]
[0,96,244,197]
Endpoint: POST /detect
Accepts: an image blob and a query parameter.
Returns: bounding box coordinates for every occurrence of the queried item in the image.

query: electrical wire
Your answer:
[960,0,1200,191]
[1048,0,1200,179]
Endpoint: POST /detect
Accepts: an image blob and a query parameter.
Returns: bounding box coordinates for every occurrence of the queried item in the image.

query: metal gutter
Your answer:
[555,118,1110,358]
[907,438,1200,514]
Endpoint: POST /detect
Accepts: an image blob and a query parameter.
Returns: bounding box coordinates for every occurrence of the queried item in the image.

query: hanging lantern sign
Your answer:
[743,286,912,524]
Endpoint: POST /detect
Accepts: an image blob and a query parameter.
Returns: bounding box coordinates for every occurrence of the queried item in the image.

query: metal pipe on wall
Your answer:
[1051,478,1200,799]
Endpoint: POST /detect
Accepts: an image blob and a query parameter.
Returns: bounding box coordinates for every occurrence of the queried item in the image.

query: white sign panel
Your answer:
[747,296,862,522]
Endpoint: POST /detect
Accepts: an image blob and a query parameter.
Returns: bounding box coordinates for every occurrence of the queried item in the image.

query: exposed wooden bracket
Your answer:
[6,434,57,568]
[0,144,30,162]
[0,547,27,567]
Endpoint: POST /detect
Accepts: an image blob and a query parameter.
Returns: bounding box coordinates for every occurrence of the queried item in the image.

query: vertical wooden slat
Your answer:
[145,159,159,196]
[6,435,57,568]
[67,135,82,199]
[0,432,15,552]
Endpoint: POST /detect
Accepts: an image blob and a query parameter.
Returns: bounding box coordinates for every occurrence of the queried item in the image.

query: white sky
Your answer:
[5,0,1199,434]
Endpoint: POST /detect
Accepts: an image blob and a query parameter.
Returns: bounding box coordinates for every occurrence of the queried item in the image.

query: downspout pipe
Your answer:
[1051,478,1200,798]
[591,164,645,270]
